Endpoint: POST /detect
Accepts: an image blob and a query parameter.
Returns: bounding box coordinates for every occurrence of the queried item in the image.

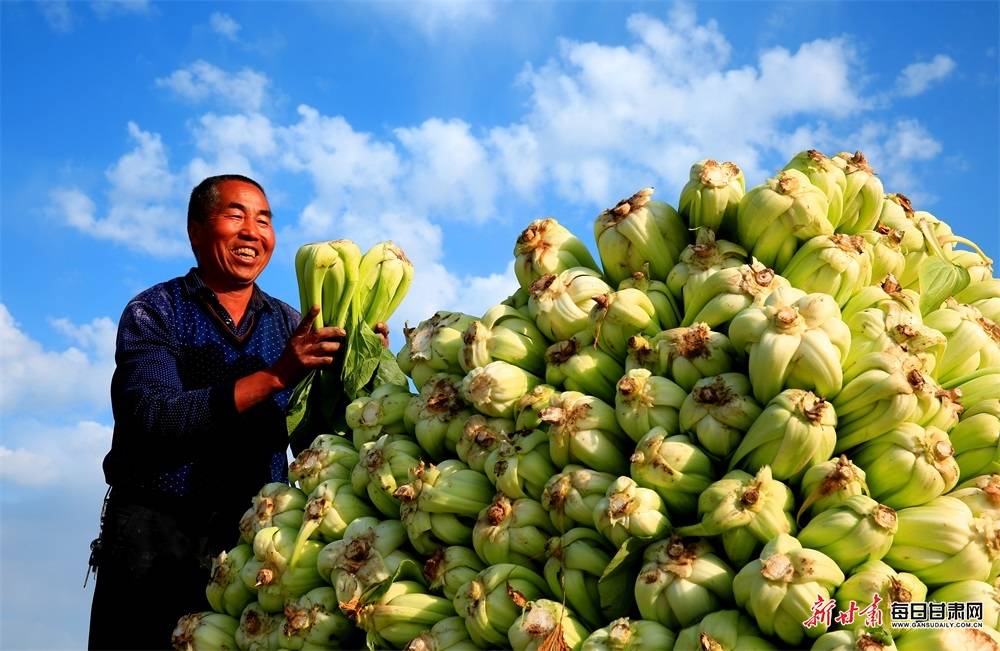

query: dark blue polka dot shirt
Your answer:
[103,268,299,519]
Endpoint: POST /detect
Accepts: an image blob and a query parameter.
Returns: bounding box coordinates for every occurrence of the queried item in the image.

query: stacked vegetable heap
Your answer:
[172,151,1000,651]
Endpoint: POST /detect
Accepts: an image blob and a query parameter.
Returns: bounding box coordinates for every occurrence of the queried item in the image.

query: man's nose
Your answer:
[239,217,261,239]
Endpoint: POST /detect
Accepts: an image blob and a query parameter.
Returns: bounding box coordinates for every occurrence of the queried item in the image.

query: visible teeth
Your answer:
[235,248,257,258]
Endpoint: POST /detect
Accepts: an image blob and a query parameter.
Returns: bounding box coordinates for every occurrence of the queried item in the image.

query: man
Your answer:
[88,175,349,649]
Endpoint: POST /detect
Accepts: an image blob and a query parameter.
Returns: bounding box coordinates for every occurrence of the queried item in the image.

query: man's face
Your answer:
[188,180,275,288]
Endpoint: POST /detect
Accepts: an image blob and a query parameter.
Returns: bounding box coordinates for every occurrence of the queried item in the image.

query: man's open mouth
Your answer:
[233,247,258,261]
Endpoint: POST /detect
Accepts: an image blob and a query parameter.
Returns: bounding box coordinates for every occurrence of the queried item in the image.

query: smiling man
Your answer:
[87,175,345,650]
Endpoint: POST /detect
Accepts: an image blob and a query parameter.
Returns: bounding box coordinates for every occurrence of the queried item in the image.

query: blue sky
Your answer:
[1,1,998,647]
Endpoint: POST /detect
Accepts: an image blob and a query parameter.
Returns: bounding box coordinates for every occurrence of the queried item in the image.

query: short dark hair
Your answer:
[187,174,266,226]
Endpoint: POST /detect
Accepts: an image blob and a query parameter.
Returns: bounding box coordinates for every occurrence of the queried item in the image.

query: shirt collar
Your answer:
[182,268,270,313]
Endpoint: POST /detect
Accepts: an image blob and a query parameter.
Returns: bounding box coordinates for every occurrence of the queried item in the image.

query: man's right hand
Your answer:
[271,306,347,389]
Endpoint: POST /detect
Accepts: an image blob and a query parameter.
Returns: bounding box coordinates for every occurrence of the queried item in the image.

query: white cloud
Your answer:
[209,11,241,40]
[55,186,98,232]
[0,447,56,486]
[53,122,187,256]
[49,315,118,362]
[453,260,519,316]
[626,5,732,76]
[895,54,956,97]
[489,124,543,196]
[264,106,515,326]
[0,421,111,488]
[59,5,953,324]
[156,60,270,112]
[0,304,116,417]
[387,0,498,37]
[61,6,897,263]
[395,118,500,222]
[513,8,863,201]
[775,123,838,162]
[39,0,152,33]
[392,258,518,329]
[755,40,861,116]
[883,119,943,162]
[38,1,74,32]
[91,0,152,18]
[278,105,402,222]
[848,118,943,204]
[187,112,278,183]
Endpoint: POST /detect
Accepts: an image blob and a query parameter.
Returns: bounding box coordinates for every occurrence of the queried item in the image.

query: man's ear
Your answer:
[187,221,202,262]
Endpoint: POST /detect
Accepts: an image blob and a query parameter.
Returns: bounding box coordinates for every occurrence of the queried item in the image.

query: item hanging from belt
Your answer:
[84,485,112,588]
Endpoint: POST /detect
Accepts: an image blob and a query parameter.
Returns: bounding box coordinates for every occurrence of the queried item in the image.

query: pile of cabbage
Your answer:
[173,151,1000,651]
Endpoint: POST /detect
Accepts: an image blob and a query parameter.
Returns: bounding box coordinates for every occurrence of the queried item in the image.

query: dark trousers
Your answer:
[88,498,213,650]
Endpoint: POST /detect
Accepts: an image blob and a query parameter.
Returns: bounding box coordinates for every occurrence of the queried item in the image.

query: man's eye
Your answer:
[257,218,272,227]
